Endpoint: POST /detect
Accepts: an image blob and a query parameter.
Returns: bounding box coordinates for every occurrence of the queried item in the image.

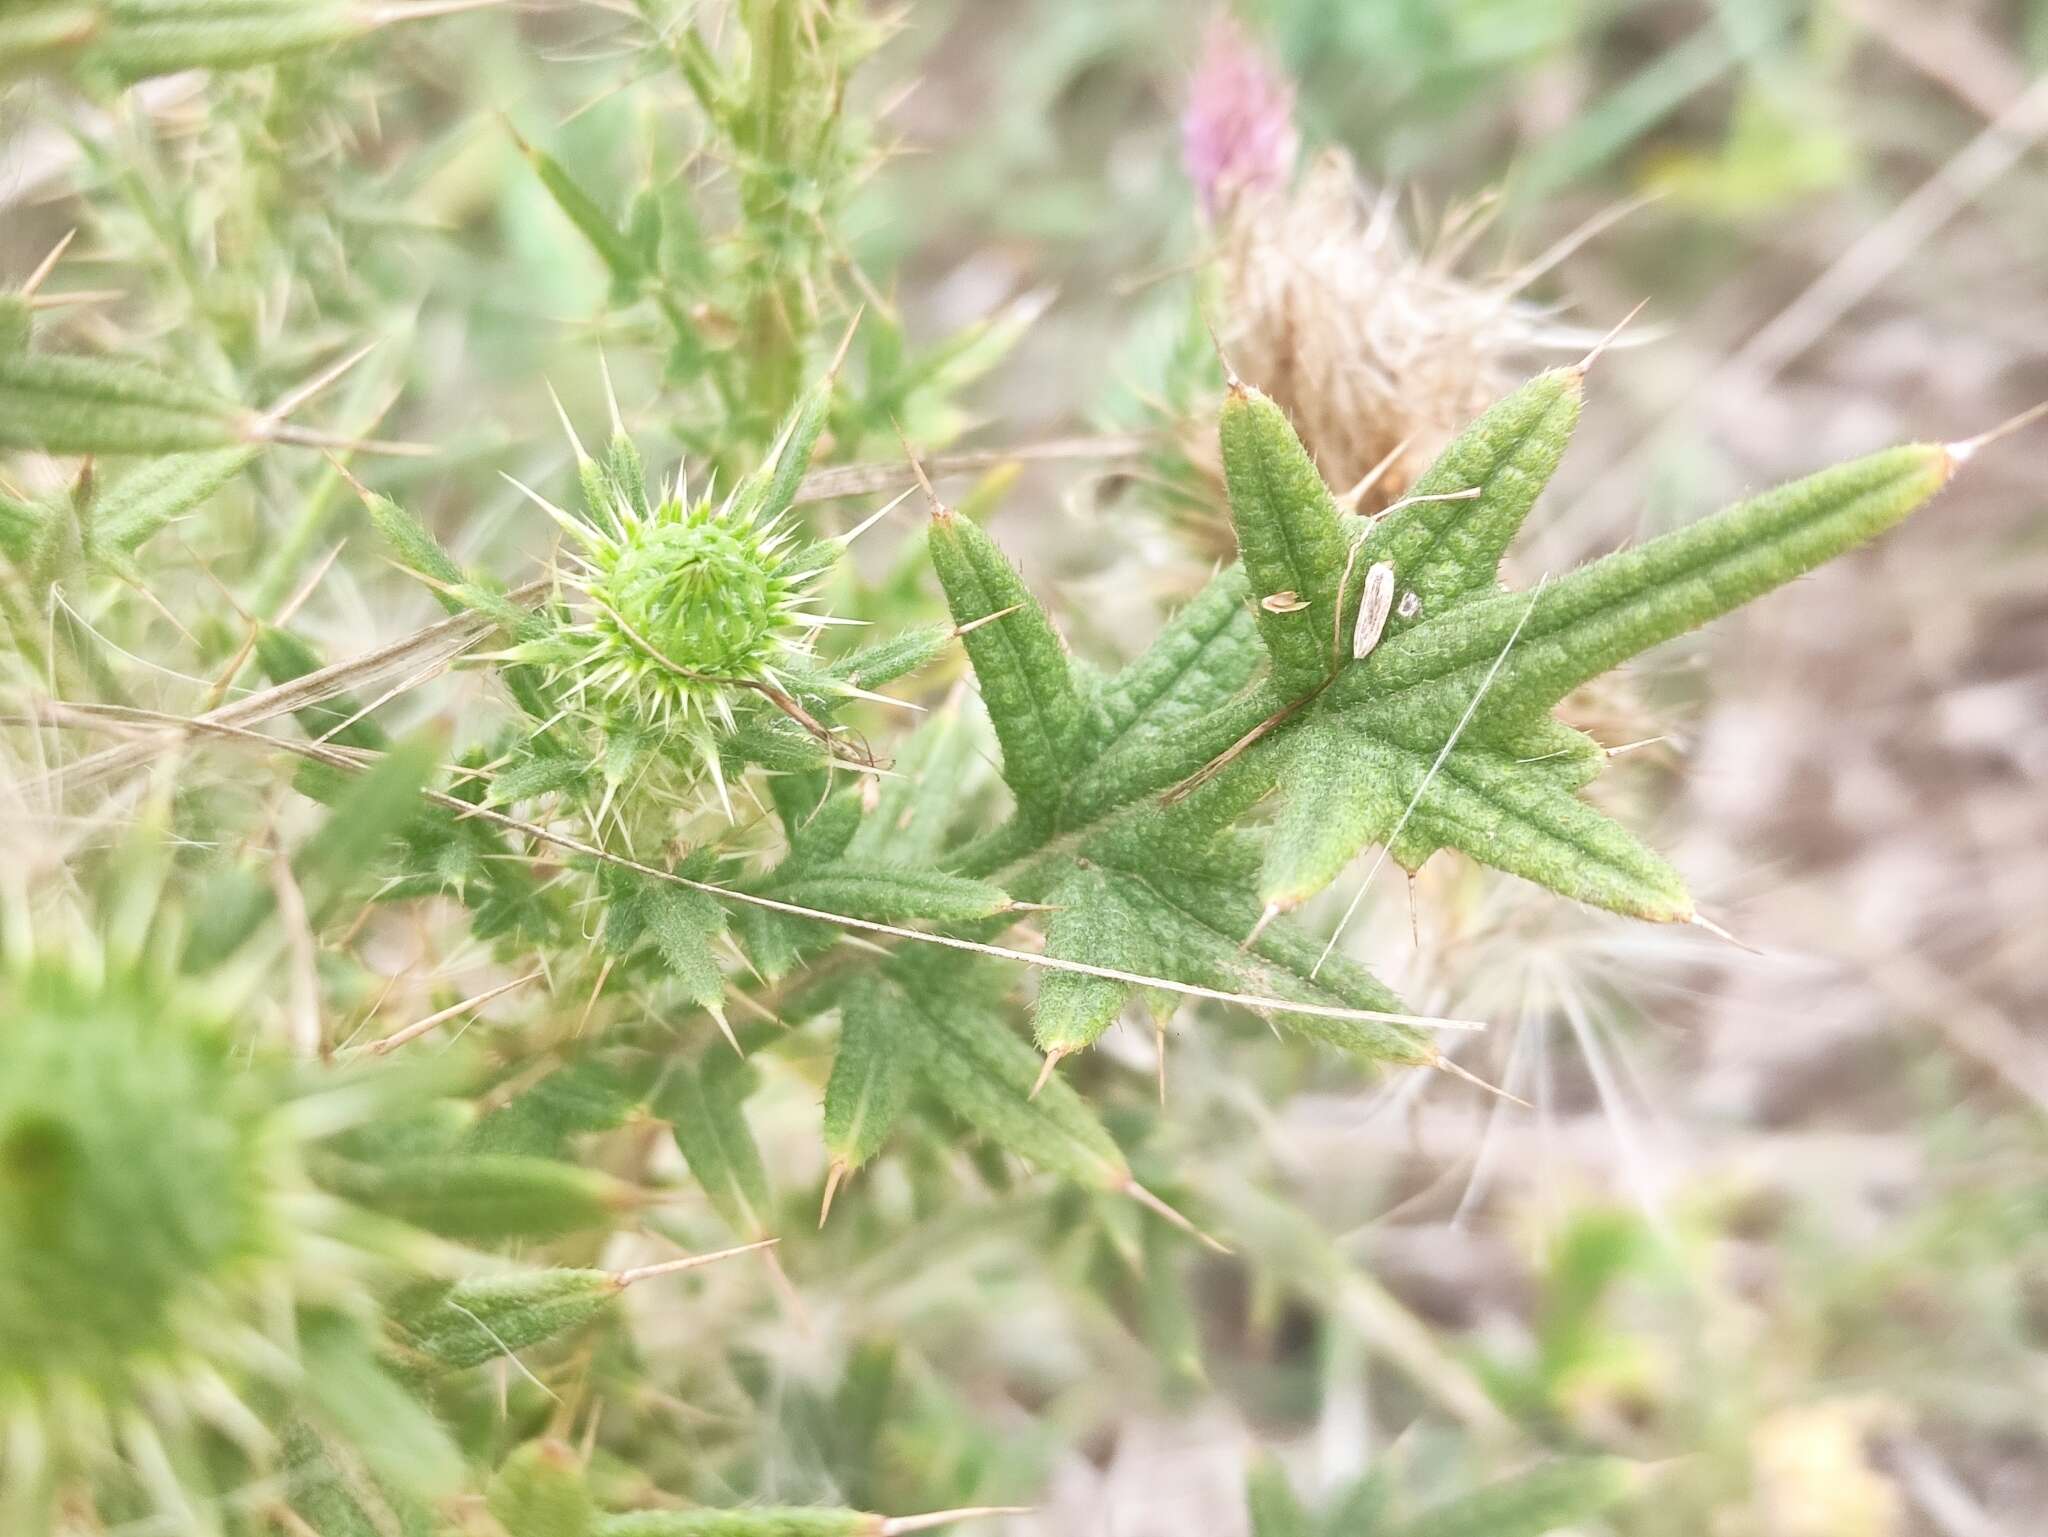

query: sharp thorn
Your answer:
[1123,1179,1230,1255]
[826,305,864,379]
[950,604,1022,639]
[834,485,916,545]
[1571,297,1651,377]
[892,419,943,513]
[1947,398,2048,465]
[879,1508,1034,1535]
[1201,310,1240,389]
[545,379,589,464]
[598,347,626,440]
[818,1161,848,1228]
[20,228,76,299]
[708,1002,744,1056]
[1689,910,1763,955]
[1028,1047,1067,1100]
[1239,901,1284,952]
[1433,1053,1532,1108]
[1604,734,1671,758]
[611,1237,779,1288]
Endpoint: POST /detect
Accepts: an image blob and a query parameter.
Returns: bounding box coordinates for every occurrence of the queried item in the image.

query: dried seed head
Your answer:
[1196,150,1576,516]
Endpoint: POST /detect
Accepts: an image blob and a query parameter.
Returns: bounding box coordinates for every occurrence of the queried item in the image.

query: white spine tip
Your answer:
[1946,398,2048,466]
[879,1508,1034,1535]
[1028,1048,1067,1101]
[1689,911,1763,956]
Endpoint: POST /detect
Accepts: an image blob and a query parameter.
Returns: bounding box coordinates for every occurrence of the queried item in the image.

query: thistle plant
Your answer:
[3,6,2038,1536]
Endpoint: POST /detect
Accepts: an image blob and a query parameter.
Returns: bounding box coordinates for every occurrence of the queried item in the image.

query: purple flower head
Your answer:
[1182,12,1299,220]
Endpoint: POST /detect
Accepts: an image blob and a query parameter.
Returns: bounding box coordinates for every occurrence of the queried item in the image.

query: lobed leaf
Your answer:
[822,974,920,1175]
[314,1154,627,1243]
[397,1270,620,1370]
[1219,382,1349,694]
[658,1057,773,1236]
[926,505,1086,826]
[0,350,240,454]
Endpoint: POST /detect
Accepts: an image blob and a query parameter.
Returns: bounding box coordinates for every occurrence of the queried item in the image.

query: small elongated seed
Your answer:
[1351,561,1396,659]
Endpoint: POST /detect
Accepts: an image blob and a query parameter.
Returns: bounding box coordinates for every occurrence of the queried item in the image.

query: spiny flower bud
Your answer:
[0,940,456,1530]
[504,374,849,816]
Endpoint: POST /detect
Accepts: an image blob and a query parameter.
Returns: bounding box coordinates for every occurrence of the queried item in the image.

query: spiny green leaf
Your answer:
[822,974,920,1176]
[1375,1458,1638,1537]
[658,1057,772,1236]
[1357,443,1955,733]
[397,1270,620,1370]
[1259,714,1402,913]
[1220,381,1349,693]
[314,1153,627,1242]
[735,371,833,527]
[894,959,1129,1190]
[764,863,1012,925]
[0,350,240,453]
[644,878,729,1010]
[89,445,257,561]
[486,754,589,806]
[926,505,1086,826]
[1085,563,1260,754]
[816,623,951,694]
[1072,827,1431,1063]
[462,1056,643,1158]
[1348,366,1583,636]
[1031,862,1150,1057]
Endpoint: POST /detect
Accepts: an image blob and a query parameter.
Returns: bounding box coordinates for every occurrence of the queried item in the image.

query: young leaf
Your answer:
[314,1154,628,1242]
[926,505,1086,826]
[822,974,920,1180]
[658,1058,773,1236]
[1031,862,1149,1058]
[895,959,1130,1191]
[397,1270,622,1370]
[762,864,1013,926]
[1348,366,1583,634]
[0,350,241,453]
[1220,381,1349,693]
[1215,383,1960,926]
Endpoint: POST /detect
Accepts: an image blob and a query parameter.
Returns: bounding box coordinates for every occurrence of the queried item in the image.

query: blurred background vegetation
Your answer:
[4,1,2046,1533]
